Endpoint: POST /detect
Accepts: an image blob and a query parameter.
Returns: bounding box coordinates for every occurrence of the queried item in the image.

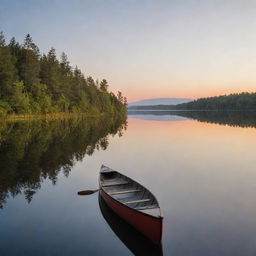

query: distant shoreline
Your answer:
[128,92,256,111]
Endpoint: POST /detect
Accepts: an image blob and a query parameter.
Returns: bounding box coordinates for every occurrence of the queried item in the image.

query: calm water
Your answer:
[1,112,256,255]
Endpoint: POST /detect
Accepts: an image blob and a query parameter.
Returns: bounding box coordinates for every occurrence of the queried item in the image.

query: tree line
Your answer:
[128,92,256,111]
[0,32,127,116]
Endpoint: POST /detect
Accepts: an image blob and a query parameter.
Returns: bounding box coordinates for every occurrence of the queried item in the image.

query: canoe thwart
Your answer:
[134,205,159,210]
[124,199,151,205]
[102,181,129,187]
[109,189,142,195]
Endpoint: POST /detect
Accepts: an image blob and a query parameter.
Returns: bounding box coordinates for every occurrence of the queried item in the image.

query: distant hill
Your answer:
[128,98,193,107]
[129,92,256,111]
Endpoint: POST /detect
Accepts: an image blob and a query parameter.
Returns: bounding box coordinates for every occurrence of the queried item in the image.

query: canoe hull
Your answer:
[99,194,163,255]
[100,189,163,244]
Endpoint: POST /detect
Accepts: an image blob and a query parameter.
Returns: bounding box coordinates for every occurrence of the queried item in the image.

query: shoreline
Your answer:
[0,112,110,122]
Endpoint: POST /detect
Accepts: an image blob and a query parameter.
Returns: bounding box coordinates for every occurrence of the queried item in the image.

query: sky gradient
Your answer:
[1,0,256,102]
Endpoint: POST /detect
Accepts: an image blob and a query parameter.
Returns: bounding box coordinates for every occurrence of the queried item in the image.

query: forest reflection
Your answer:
[128,110,256,128]
[0,116,127,209]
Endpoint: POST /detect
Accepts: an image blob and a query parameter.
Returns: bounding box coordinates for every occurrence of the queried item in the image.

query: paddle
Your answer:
[77,189,99,195]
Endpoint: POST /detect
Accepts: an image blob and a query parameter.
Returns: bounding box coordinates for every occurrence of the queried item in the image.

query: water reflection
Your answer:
[99,194,163,256]
[0,116,127,209]
[128,110,256,128]
[128,111,190,121]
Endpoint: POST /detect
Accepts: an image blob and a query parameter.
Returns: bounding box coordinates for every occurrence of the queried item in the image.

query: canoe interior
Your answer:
[100,170,162,218]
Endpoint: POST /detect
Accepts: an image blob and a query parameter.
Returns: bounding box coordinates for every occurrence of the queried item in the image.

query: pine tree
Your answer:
[117,91,123,103]
[87,76,95,87]
[60,52,71,74]
[9,37,20,55]
[100,79,108,92]
[20,34,40,97]
[40,48,61,101]
[0,44,17,101]
[0,31,6,46]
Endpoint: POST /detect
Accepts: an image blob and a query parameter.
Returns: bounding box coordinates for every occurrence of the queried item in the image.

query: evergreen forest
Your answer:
[0,32,127,116]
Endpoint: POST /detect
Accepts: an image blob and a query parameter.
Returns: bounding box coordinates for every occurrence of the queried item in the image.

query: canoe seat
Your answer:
[102,181,129,187]
[124,199,151,205]
[135,204,158,210]
[109,189,141,195]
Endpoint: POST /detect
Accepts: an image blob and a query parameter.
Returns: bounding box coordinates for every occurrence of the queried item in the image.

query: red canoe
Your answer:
[99,165,163,244]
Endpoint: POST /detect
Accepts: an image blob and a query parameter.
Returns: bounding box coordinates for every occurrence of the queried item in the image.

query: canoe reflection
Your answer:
[99,194,163,256]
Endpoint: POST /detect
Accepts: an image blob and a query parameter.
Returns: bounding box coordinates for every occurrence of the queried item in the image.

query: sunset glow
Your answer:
[1,0,256,102]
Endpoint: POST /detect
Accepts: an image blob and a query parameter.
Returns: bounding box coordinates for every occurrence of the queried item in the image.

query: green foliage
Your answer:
[0,32,126,116]
[176,93,256,110]
[0,45,17,99]
[10,81,31,114]
[0,31,6,46]
[0,100,11,116]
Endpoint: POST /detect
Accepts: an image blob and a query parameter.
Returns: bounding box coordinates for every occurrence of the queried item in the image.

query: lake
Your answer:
[1,111,256,255]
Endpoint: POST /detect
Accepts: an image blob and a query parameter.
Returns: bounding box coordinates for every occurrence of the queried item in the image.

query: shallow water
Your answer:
[1,112,256,255]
